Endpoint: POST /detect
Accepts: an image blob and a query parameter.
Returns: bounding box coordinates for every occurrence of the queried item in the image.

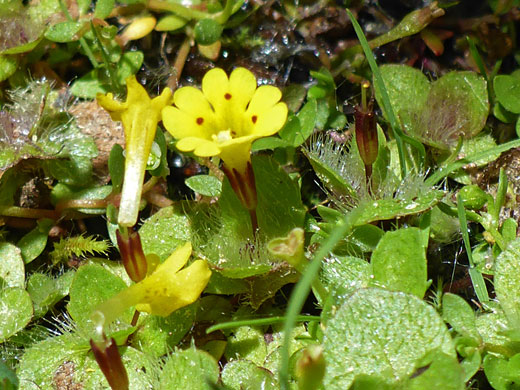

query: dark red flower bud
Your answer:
[355,102,378,170]
[90,335,129,390]
[117,229,147,282]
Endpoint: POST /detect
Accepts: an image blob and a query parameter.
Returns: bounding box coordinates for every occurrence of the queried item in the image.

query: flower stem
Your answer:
[167,36,192,92]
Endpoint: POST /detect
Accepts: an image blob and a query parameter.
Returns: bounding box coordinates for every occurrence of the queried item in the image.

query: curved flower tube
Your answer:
[94,242,211,326]
[97,76,172,227]
[162,68,288,223]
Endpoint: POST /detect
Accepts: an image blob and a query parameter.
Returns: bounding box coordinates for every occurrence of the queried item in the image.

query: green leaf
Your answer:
[0,54,17,81]
[0,242,24,288]
[44,21,84,42]
[355,190,444,225]
[495,237,520,328]
[224,323,267,366]
[16,218,53,264]
[376,64,430,123]
[17,332,155,390]
[279,99,317,147]
[405,352,464,390]
[69,68,110,99]
[67,263,130,328]
[131,304,196,357]
[251,136,292,151]
[377,66,488,149]
[370,227,428,298]
[108,143,125,193]
[475,308,517,356]
[323,288,456,389]
[494,75,520,114]
[139,205,191,261]
[158,347,219,390]
[204,271,249,295]
[185,175,222,197]
[194,18,223,45]
[254,154,306,238]
[221,360,278,390]
[483,354,510,390]
[94,0,115,19]
[442,293,480,341]
[432,72,488,141]
[117,51,144,85]
[0,361,18,390]
[27,271,74,319]
[155,14,188,31]
[0,288,33,343]
[493,102,517,123]
[0,36,43,55]
[282,83,307,113]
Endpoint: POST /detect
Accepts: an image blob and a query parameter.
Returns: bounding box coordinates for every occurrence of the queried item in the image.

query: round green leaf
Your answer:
[495,238,520,328]
[67,263,129,327]
[442,293,479,341]
[0,242,24,288]
[324,288,456,389]
[376,64,430,123]
[221,360,278,390]
[158,348,219,390]
[0,288,33,343]
[494,75,520,114]
[194,19,223,45]
[371,227,428,298]
[17,219,53,264]
[139,206,190,261]
[185,175,222,197]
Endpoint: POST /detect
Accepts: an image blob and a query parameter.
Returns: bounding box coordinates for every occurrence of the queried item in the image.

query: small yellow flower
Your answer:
[161,67,288,176]
[95,242,211,325]
[97,76,172,227]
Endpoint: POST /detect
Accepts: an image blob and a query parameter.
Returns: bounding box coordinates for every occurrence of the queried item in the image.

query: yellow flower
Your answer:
[161,67,288,176]
[95,242,211,325]
[97,76,172,227]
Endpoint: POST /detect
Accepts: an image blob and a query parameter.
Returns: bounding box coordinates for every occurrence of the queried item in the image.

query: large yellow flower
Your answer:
[97,76,172,227]
[161,67,288,176]
[95,242,211,326]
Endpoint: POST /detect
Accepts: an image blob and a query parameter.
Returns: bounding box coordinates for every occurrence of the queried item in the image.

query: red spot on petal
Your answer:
[224,93,232,100]
[251,115,258,124]
[196,117,204,125]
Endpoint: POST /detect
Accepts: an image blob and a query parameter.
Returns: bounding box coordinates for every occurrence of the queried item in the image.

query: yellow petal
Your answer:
[152,86,173,112]
[96,92,126,121]
[174,86,215,117]
[162,106,211,139]
[246,85,282,114]
[125,76,151,106]
[202,68,229,112]
[176,137,221,157]
[229,67,257,111]
[136,259,211,316]
[218,134,257,174]
[155,242,192,275]
[253,102,288,137]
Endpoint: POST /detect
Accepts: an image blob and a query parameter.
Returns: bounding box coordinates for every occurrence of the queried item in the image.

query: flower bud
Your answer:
[268,228,305,272]
[90,334,129,390]
[116,229,147,282]
[120,16,156,44]
[458,185,487,210]
[295,345,326,390]
[354,102,378,169]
